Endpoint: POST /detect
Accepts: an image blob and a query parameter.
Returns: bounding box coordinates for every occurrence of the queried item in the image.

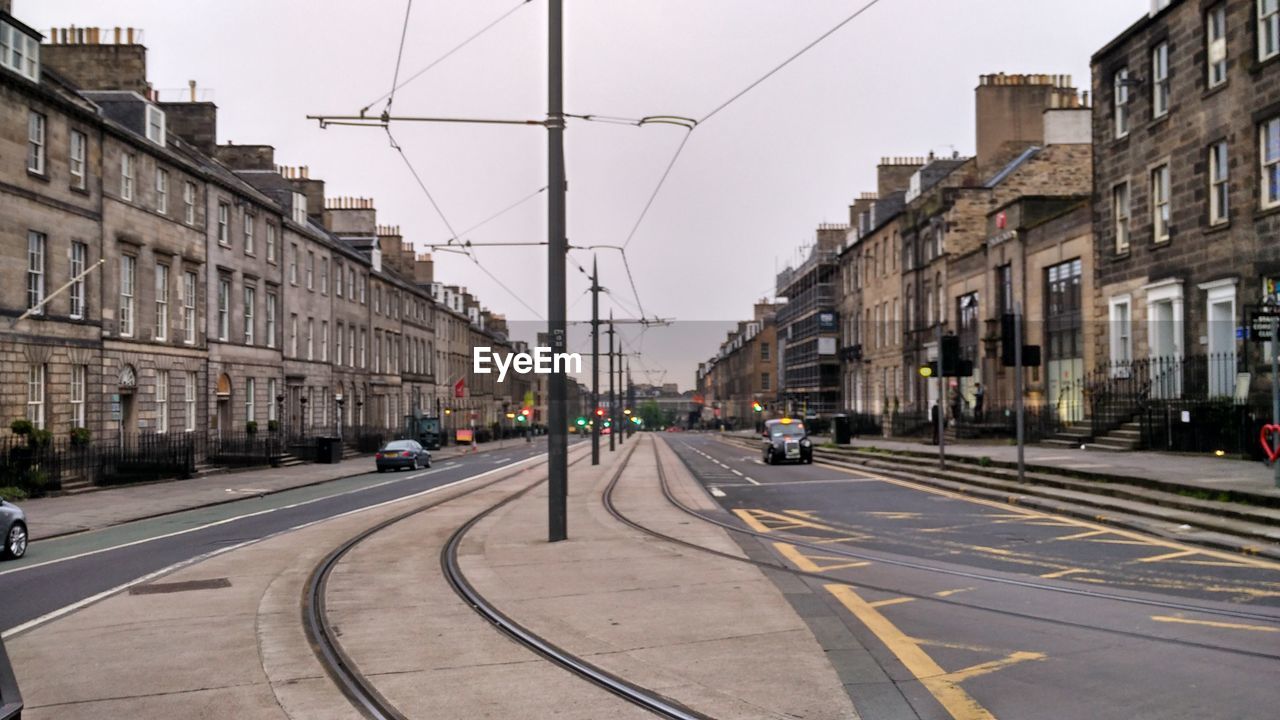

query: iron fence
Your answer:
[1140,400,1268,459]
[1087,353,1243,441]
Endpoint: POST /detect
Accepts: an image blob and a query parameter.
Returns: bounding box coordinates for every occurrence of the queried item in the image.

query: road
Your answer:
[0,441,561,637]
[667,433,1280,720]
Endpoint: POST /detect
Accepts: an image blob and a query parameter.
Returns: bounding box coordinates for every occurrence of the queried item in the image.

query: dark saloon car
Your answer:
[761,418,813,465]
[0,500,27,560]
[375,439,431,472]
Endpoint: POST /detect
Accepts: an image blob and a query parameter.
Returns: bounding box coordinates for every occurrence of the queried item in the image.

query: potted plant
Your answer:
[267,419,280,433]
[70,426,91,447]
[245,420,259,435]
[29,429,52,449]
[9,419,32,438]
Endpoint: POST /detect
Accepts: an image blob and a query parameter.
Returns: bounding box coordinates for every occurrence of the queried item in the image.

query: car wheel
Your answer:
[424,458,431,468]
[377,467,386,473]
[3,521,27,560]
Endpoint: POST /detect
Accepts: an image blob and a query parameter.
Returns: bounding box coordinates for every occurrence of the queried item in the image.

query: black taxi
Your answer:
[761,418,813,465]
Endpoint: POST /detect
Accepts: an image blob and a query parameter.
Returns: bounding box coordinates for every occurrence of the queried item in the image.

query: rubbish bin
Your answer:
[833,414,851,445]
[316,437,343,464]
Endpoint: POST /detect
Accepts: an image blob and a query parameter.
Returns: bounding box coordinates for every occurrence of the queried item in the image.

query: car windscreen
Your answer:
[770,425,805,438]
[385,441,416,450]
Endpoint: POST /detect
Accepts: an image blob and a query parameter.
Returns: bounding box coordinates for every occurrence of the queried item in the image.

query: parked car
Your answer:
[375,439,430,473]
[761,418,813,465]
[0,500,27,560]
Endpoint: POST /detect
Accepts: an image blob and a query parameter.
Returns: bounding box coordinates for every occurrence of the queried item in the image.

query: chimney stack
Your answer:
[42,26,149,94]
[974,72,1079,177]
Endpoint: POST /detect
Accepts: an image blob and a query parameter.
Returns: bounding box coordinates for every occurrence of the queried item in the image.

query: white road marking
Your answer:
[1,453,541,578]
[730,469,744,477]
[2,453,550,638]
[744,477,761,486]
[709,487,727,498]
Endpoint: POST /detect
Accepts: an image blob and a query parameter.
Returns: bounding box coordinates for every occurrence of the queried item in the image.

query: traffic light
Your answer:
[941,333,961,377]
[1000,314,1042,368]
[752,401,763,413]
[919,362,937,378]
[575,416,586,426]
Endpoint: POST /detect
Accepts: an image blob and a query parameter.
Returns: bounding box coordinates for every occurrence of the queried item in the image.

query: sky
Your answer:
[16,0,1150,389]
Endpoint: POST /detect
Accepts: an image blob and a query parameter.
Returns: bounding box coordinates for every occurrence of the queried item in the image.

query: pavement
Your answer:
[841,434,1280,500]
[17,439,526,541]
[6,435,859,719]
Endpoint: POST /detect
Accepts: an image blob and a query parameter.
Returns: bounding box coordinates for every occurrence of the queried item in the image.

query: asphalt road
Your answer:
[0,441,561,637]
[668,433,1280,720]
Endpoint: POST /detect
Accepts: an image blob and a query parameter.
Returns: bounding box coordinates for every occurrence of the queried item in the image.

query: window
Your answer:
[1045,260,1084,364]
[145,105,166,147]
[26,364,45,429]
[245,377,256,424]
[243,286,256,345]
[26,231,44,313]
[154,265,168,340]
[360,328,367,368]
[1151,164,1171,242]
[1209,142,1229,224]
[1113,182,1131,253]
[347,268,355,299]
[289,244,299,285]
[184,371,197,431]
[1263,117,1280,210]
[373,330,381,372]
[121,153,135,201]
[70,365,86,429]
[1113,68,1130,138]
[26,111,44,174]
[336,324,344,367]
[290,314,298,356]
[156,370,169,433]
[320,258,328,295]
[321,321,329,362]
[1151,43,1169,118]
[760,342,770,360]
[306,318,314,360]
[306,251,314,290]
[761,372,770,391]
[183,181,196,225]
[1109,296,1133,371]
[217,202,230,245]
[359,275,366,304]
[69,241,86,319]
[1262,0,1280,62]
[266,292,277,348]
[375,286,381,314]
[156,168,169,214]
[266,223,276,262]
[244,214,255,255]
[336,263,344,297]
[349,326,356,367]
[217,277,230,341]
[69,130,86,188]
[291,191,307,224]
[182,271,197,344]
[120,255,136,336]
[268,378,278,422]
[1,21,41,82]
[1207,5,1227,88]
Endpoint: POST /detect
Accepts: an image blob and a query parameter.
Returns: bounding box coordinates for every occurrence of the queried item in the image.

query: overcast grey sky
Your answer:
[17,0,1149,388]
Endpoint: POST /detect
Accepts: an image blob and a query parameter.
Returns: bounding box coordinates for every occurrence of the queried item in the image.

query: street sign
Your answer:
[1245,305,1280,343]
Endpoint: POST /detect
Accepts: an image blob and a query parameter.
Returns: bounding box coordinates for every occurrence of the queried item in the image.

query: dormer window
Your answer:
[145,105,166,147]
[1,20,40,82]
[291,191,307,225]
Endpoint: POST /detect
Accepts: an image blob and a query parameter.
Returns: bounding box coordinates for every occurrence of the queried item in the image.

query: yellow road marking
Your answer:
[866,511,923,520]
[1039,568,1089,579]
[869,597,915,608]
[732,508,845,534]
[1135,549,1198,564]
[1052,529,1109,541]
[1204,586,1280,599]
[948,652,1046,682]
[1151,615,1280,633]
[773,542,871,573]
[811,535,871,545]
[826,584,999,720]
[1086,538,1153,546]
[812,461,1280,571]
[968,545,1014,556]
[935,587,974,598]
[733,508,775,533]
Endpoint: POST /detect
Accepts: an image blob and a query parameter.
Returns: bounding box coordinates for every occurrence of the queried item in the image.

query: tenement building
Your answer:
[699,301,780,427]
[775,224,846,417]
[1092,0,1280,410]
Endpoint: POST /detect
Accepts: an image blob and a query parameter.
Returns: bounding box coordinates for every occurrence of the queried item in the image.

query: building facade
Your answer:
[776,225,845,416]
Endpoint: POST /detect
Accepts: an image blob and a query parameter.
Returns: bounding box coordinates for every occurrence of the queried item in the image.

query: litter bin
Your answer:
[316,437,343,464]
[833,414,851,445]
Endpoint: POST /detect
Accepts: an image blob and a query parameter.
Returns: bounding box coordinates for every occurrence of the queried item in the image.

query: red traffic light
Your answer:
[595,408,605,417]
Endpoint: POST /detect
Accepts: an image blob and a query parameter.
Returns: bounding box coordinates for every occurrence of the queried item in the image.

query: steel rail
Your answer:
[441,440,710,720]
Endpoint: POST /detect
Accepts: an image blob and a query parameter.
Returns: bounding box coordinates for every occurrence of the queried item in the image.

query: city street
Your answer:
[667,434,1280,720]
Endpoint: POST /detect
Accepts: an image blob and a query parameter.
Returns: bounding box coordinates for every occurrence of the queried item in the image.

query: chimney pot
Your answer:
[188,79,196,102]
[126,27,133,44]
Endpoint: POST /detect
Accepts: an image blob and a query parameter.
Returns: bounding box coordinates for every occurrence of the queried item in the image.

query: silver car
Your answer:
[0,501,26,560]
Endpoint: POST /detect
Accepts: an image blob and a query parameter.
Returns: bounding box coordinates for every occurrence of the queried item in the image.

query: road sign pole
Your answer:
[1272,317,1279,488]
[937,321,946,469]
[1015,301,1026,483]
[546,0,568,542]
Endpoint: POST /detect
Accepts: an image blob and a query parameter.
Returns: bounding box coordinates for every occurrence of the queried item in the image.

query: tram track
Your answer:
[597,437,1280,664]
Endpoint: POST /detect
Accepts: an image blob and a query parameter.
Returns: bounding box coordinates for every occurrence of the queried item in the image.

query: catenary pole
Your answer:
[546,0,568,542]
[1016,301,1026,483]
[608,312,616,452]
[591,256,600,465]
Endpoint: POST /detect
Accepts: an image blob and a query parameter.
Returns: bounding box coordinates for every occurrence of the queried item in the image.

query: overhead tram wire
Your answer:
[383,0,415,115]
[361,0,535,117]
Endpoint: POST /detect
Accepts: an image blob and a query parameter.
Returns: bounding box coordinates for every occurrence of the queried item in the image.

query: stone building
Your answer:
[0,15,107,439]
[1091,0,1280,407]
[775,225,846,416]
[698,301,780,427]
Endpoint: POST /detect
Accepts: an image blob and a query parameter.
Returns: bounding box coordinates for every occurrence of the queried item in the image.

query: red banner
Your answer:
[453,377,466,398]
[455,428,474,444]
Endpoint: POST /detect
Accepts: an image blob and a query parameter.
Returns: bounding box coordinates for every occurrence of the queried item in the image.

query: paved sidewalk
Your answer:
[20,440,525,541]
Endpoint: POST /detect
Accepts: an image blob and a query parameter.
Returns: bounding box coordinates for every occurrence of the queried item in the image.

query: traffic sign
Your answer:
[1246,305,1280,343]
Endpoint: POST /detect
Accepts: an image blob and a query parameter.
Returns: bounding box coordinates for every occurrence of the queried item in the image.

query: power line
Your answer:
[451,185,547,240]
[619,129,692,251]
[384,0,415,114]
[362,0,534,115]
